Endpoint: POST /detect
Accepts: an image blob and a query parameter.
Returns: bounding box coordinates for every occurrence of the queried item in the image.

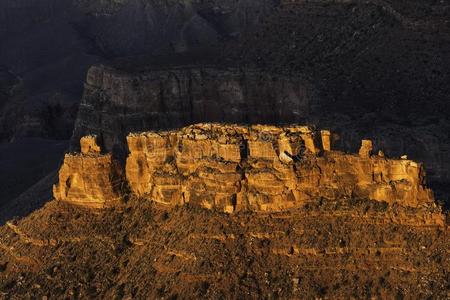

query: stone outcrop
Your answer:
[80,135,102,154]
[55,124,435,212]
[358,139,373,158]
[71,63,450,207]
[320,130,331,152]
[53,137,123,208]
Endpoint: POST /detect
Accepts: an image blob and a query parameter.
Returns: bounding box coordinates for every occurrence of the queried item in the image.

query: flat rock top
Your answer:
[128,123,313,139]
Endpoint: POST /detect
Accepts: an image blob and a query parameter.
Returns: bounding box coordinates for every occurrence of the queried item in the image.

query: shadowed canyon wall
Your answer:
[72,65,317,156]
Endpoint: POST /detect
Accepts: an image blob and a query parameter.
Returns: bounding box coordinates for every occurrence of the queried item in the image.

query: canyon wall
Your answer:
[72,64,450,206]
[55,124,435,212]
[73,65,317,156]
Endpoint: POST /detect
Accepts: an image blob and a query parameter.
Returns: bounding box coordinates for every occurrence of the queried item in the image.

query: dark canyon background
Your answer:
[0,0,449,222]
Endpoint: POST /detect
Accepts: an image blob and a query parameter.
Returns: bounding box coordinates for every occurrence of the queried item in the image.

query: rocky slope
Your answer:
[0,192,447,298]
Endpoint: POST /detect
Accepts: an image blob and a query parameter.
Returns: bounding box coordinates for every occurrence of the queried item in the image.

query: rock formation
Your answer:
[55,124,435,211]
[358,139,373,158]
[71,63,450,209]
[53,136,124,208]
[80,135,102,154]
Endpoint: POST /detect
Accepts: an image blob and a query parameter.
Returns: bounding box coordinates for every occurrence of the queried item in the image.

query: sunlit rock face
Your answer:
[53,136,124,208]
[56,124,435,211]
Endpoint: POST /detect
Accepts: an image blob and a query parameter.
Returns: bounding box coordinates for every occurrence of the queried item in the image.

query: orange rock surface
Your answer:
[80,135,101,154]
[54,124,435,211]
[53,137,124,208]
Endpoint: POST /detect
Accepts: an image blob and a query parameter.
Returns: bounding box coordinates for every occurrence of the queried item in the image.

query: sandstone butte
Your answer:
[52,123,438,213]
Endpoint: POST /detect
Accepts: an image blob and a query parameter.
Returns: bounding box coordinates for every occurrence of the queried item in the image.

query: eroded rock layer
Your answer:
[53,136,124,208]
[55,124,434,211]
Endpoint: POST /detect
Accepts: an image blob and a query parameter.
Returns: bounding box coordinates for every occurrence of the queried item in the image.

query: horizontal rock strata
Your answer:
[54,124,435,212]
[71,63,450,206]
[53,136,124,208]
